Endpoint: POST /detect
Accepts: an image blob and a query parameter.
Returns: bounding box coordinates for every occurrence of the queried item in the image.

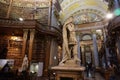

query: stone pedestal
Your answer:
[51,66,85,80]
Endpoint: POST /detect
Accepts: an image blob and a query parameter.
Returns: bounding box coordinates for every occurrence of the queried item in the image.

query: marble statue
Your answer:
[51,18,85,79]
[59,16,80,66]
[19,54,28,72]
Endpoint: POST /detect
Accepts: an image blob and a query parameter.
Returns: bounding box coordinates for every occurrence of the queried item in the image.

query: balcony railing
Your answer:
[0,18,62,37]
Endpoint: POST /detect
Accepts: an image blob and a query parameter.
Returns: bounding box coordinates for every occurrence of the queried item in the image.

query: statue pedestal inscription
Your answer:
[51,66,85,80]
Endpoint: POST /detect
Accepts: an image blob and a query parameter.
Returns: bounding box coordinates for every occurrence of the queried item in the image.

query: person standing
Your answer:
[109,64,116,80]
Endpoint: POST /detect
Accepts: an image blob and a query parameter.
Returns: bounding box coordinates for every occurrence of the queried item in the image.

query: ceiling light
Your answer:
[106,13,113,19]
[19,18,24,21]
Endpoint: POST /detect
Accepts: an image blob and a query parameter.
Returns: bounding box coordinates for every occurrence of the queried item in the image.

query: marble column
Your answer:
[92,33,99,67]
[116,36,120,54]
[103,29,110,67]
[81,46,85,65]
[76,35,81,65]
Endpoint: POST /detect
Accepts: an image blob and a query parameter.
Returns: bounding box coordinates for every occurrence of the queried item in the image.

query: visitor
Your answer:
[1,61,11,72]
[109,63,116,80]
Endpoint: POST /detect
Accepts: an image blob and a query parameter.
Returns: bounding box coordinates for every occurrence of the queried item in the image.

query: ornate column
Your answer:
[76,35,81,65]
[43,36,51,76]
[103,28,110,67]
[92,31,99,67]
[49,38,59,66]
[81,45,85,65]
[22,29,28,57]
[28,29,35,62]
[117,36,120,54]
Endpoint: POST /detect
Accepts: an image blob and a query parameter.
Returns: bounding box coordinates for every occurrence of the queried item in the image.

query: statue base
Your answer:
[59,59,80,67]
[51,66,85,80]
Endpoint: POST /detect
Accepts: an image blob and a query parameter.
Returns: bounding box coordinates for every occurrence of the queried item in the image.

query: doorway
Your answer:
[84,45,92,64]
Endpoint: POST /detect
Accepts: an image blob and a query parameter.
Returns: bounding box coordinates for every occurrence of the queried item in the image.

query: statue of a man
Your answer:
[19,54,28,72]
[59,16,80,66]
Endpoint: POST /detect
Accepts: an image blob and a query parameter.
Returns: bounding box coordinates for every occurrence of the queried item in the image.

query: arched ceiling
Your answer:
[0,0,109,25]
[59,0,108,24]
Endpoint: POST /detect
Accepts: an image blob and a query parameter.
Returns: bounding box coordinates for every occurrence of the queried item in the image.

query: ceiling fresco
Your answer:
[0,0,49,21]
[59,0,108,24]
[73,9,104,24]
[0,0,50,8]
[12,0,49,8]
[0,0,109,25]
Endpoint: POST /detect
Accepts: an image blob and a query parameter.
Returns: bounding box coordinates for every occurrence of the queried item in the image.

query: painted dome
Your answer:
[59,0,108,24]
